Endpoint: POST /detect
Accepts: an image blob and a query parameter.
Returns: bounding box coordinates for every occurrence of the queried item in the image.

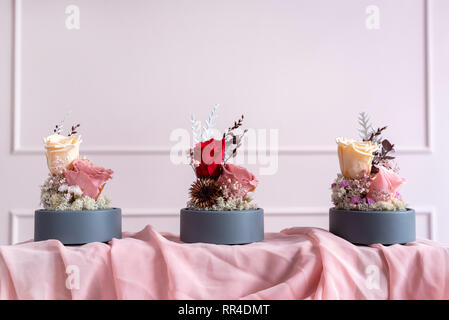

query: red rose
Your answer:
[193,138,225,179]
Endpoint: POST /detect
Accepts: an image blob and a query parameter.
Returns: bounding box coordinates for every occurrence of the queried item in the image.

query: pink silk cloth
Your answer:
[0,226,448,300]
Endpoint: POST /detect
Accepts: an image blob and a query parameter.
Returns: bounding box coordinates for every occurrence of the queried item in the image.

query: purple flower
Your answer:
[395,192,402,200]
[350,196,361,204]
[366,197,375,205]
[339,180,351,188]
[331,183,336,188]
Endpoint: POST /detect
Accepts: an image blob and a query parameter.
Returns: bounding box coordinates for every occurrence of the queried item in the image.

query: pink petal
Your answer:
[64,159,113,199]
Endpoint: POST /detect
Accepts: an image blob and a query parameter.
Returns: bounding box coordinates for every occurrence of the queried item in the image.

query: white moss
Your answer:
[187,196,258,211]
[370,199,407,211]
[40,174,111,211]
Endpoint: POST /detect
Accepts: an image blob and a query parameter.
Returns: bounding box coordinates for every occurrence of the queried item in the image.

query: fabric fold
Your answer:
[0,226,448,300]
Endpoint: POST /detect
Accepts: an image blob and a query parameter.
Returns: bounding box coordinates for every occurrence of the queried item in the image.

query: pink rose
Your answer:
[218,164,258,198]
[368,166,405,201]
[64,159,114,199]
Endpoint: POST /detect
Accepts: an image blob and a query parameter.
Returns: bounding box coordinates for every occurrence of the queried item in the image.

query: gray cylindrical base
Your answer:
[180,208,264,244]
[34,208,122,245]
[329,207,416,245]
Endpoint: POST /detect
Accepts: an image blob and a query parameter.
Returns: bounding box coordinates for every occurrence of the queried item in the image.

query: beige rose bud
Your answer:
[43,134,82,175]
[336,137,378,179]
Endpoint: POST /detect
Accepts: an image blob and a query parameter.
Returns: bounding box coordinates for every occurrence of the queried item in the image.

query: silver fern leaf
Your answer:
[202,104,219,141]
[358,112,374,141]
[191,115,202,145]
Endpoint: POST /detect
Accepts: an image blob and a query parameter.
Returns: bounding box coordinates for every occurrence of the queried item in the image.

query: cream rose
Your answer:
[336,137,378,179]
[43,134,82,174]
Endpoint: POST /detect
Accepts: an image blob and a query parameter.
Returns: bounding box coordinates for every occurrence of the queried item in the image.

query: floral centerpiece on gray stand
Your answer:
[180,105,264,245]
[329,113,416,245]
[34,119,121,245]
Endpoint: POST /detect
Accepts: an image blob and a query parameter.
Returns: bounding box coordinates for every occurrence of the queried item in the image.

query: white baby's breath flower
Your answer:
[69,185,83,197]
[40,175,112,211]
[188,196,257,211]
[58,184,68,193]
[70,198,84,211]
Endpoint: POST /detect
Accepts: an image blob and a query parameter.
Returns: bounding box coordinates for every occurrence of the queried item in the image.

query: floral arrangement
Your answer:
[40,120,113,211]
[186,105,259,211]
[331,113,407,211]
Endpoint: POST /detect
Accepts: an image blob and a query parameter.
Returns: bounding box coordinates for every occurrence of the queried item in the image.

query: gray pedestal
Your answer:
[329,207,416,245]
[180,208,264,244]
[34,208,122,245]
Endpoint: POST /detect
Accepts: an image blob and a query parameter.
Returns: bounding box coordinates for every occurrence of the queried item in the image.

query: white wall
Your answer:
[0,0,448,245]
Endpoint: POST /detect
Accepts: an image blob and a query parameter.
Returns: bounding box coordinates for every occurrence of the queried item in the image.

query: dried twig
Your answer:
[51,111,72,135]
[53,124,62,135]
[223,115,247,164]
[68,124,80,136]
[367,126,387,144]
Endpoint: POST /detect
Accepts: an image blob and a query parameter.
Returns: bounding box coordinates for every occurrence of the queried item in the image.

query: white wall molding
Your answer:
[9,206,436,245]
[12,0,21,154]
[11,0,433,155]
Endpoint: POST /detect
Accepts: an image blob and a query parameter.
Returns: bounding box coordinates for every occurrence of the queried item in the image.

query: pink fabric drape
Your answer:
[0,226,447,299]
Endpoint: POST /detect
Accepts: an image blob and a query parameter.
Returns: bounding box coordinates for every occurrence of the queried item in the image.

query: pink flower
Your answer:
[64,159,113,199]
[368,166,405,201]
[350,196,361,204]
[217,164,258,198]
[339,180,351,188]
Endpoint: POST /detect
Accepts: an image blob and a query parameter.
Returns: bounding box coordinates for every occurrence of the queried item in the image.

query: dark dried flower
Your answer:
[356,113,398,174]
[189,178,223,208]
[371,138,396,173]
